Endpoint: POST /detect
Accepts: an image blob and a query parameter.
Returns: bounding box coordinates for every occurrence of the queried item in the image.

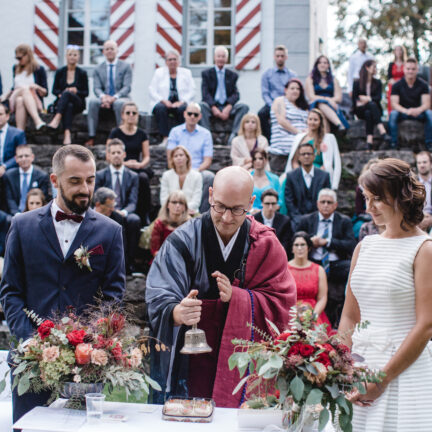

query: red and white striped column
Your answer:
[33,0,60,71]
[155,0,183,68]
[235,0,261,71]
[110,0,136,63]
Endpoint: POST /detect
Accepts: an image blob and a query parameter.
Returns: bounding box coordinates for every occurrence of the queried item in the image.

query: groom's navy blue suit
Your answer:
[0,202,126,424]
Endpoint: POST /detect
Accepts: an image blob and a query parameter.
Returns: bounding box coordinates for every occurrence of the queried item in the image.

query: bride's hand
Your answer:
[347,382,387,407]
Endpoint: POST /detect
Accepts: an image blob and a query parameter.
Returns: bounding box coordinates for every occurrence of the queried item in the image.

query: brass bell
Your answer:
[180,323,213,354]
[180,294,212,355]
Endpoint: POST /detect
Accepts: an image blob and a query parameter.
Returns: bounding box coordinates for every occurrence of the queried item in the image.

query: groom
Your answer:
[0,145,126,425]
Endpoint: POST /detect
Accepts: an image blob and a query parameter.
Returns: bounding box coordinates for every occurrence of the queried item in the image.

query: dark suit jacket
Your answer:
[1,126,26,170]
[284,168,331,228]
[0,203,125,340]
[254,211,293,254]
[352,78,383,114]
[52,66,89,109]
[297,211,356,260]
[201,67,240,107]
[4,166,50,215]
[12,65,48,104]
[95,166,139,214]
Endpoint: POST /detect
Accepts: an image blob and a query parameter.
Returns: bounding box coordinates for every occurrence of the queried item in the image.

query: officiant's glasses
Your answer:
[211,203,248,216]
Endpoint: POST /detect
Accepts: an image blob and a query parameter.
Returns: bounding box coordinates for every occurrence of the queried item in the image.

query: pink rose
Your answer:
[129,347,142,368]
[42,346,60,362]
[91,349,108,366]
[75,343,93,365]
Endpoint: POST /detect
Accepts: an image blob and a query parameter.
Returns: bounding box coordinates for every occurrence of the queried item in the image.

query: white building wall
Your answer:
[309,0,328,68]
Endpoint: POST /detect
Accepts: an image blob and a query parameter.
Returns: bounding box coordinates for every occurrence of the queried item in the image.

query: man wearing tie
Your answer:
[95,138,141,273]
[86,40,132,147]
[296,189,356,327]
[0,144,125,424]
[4,145,50,215]
[200,46,249,144]
[0,104,26,178]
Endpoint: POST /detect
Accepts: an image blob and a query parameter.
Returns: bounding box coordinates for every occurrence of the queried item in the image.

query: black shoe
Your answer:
[381,133,391,142]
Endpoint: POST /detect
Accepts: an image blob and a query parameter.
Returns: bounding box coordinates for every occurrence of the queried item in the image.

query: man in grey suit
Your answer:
[86,40,132,147]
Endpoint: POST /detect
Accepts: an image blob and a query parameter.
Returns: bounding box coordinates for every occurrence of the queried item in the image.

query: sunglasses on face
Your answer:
[125,111,137,116]
[187,112,200,118]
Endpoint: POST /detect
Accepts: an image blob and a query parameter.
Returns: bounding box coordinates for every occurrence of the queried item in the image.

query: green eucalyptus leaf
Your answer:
[318,407,330,431]
[289,376,304,402]
[305,388,323,405]
[325,383,340,399]
[145,375,161,391]
[13,361,27,376]
[305,363,318,375]
[232,375,249,395]
[354,381,366,394]
[17,376,30,396]
[336,395,350,414]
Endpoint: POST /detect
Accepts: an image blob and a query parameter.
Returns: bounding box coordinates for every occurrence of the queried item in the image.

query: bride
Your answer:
[338,158,432,431]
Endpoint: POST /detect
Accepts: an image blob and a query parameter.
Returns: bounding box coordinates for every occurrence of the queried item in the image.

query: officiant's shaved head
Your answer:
[209,167,255,244]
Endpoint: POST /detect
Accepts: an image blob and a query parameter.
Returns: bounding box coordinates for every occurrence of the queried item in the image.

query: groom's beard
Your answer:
[59,184,92,215]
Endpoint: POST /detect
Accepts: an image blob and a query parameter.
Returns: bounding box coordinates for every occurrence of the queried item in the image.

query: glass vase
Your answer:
[282,397,306,432]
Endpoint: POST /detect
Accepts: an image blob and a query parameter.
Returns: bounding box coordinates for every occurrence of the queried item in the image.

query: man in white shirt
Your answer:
[86,40,133,146]
[347,38,374,95]
[416,151,432,230]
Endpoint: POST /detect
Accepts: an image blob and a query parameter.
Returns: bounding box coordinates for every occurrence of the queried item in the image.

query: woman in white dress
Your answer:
[339,158,432,432]
[160,145,202,215]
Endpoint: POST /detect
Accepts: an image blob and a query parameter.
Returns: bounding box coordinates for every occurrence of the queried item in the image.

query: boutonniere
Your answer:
[74,245,92,272]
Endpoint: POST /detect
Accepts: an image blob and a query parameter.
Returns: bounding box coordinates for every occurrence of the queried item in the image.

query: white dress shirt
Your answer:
[302,166,315,189]
[104,59,119,99]
[262,214,275,227]
[418,175,432,214]
[215,226,241,261]
[347,50,374,91]
[0,123,8,165]
[311,212,339,262]
[51,201,85,257]
[19,165,33,190]
[109,164,124,187]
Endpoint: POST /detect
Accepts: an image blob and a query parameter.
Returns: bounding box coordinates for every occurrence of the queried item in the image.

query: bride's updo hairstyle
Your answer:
[359,158,425,231]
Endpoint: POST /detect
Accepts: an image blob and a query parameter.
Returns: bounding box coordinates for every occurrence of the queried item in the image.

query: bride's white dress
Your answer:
[350,234,432,432]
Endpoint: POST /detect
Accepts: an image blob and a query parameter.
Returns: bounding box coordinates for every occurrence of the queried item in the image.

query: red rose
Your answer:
[107,340,123,361]
[287,342,302,356]
[94,335,107,349]
[299,344,315,357]
[110,313,125,333]
[66,329,86,346]
[337,344,350,354]
[274,390,280,399]
[38,320,55,340]
[316,352,331,368]
[322,343,335,353]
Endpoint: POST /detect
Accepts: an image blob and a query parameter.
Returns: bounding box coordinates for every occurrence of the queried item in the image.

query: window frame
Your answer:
[185,0,235,69]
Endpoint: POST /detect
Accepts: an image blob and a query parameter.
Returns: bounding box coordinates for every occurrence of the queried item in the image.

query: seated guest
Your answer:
[47,45,89,145]
[95,139,140,273]
[250,149,282,212]
[160,145,202,215]
[231,113,269,170]
[416,151,432,231]
[200,46,249,144]
[253,188,292,255]
[387,45,406,112]
[285,109,341,189]
[4,145,50,215]
[288,231,332,333]
[352,60,389,149]
[151,190,190,258]
[284,141,331,228]
[108,102,151,224]
[7,44,47,130]
[306,55,349,131]
[269,79,308,173]
[86,40,132,147]
[389,57,432,150]
[0,103,26,178]
[258,45,297,141]
[146,166,296,405]
[167,102,214,213]
[149,49,195,144]
[296,189,356,327]
[347,38,374,96]
[24,188,46,212]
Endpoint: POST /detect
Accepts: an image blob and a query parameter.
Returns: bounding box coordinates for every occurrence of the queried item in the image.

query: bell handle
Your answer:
[187,291,200,330]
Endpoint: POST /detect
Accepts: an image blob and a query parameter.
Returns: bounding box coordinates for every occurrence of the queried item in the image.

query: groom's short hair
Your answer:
[52,144,95,175]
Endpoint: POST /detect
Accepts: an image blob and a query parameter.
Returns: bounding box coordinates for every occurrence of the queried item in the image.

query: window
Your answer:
[64,0,110,66]
[186,0,234,67]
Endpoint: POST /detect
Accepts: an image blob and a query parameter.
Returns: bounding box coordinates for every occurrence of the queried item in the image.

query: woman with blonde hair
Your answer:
[160,145,202,214]
[285,108,341,189]
[47,45,89,145]
[7,44,47,130]
[230,113,268,169]
[150,190,190,257]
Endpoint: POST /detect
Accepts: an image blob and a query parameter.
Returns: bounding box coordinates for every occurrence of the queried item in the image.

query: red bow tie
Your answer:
[55,211,83,223]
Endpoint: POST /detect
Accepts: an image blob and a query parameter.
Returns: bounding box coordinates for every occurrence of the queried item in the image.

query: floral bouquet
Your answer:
[229,306,383,432]
[2,304,163,406]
